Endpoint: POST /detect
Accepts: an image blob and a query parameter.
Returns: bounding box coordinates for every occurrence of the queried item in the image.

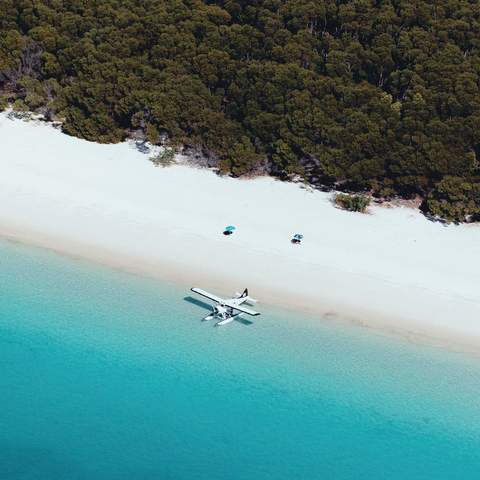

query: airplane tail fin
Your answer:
[235,289,257,305]
[239,288,257,305]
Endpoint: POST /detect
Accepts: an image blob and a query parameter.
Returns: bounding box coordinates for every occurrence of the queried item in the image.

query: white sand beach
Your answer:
[1,111,479,348]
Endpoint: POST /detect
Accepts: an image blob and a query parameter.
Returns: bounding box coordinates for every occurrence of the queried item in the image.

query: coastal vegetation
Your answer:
[334,193,370,213]
[1,0,480,222]
[150,148,176,168]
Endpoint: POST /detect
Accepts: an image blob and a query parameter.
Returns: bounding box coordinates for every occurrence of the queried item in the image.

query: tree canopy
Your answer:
[1,0,480,222]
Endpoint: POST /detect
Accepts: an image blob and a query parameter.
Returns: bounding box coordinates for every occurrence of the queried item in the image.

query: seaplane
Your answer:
[190,287,260,326]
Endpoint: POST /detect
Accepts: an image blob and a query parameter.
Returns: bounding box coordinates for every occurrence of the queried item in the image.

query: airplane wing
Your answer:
[191,288,224,304]
[223,301,260,316]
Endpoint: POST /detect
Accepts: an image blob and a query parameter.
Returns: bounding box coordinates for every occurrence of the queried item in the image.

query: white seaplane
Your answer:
[190,287,260,326]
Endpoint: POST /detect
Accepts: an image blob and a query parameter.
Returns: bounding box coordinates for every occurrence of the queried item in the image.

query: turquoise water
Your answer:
[1,240,480,479]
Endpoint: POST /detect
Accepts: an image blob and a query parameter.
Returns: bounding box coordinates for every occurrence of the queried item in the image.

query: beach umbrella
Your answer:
[293,233,304,240]
[225,225,236,231]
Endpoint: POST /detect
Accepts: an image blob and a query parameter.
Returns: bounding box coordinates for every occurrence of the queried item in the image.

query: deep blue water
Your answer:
[1,240,480,479]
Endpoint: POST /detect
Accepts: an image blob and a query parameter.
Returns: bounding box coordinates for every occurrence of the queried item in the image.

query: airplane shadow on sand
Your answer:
[183,296,254,326]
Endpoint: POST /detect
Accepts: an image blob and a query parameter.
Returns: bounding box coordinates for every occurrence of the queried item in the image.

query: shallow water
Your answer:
[1,239,480,479]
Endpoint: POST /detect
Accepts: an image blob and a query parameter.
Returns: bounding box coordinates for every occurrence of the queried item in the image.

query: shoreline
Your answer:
[1,112,480,351]
[3,221,480,355]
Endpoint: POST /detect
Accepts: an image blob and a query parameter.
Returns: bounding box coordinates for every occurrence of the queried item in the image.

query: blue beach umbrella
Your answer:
[293,233,304,240]
[225,225,236,231]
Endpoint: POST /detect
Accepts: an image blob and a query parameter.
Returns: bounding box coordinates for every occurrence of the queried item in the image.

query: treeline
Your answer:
[1,0,480,222]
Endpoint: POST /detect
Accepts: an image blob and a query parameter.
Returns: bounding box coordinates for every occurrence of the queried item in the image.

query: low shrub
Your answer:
[150,147,176,168]
[334,193,370,213]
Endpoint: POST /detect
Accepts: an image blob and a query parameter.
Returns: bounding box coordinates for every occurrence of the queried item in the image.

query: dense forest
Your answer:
[1,0,480,222]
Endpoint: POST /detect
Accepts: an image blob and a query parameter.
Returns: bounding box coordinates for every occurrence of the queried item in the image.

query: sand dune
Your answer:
[1,111,479,349]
